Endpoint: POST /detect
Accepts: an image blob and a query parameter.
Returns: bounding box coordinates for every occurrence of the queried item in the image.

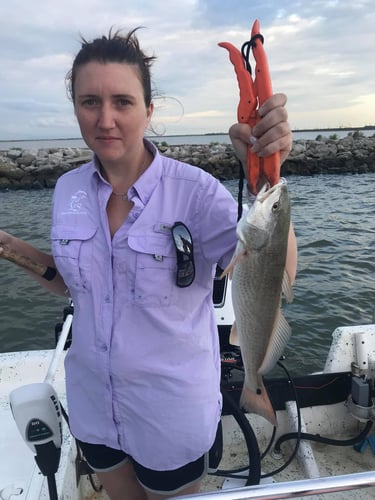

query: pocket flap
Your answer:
[51,224,97,241]
[128,233,174,256]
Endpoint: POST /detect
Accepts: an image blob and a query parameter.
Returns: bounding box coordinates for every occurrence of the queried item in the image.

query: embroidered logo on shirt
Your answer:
[70,190,88,211]
[62,190,88,215]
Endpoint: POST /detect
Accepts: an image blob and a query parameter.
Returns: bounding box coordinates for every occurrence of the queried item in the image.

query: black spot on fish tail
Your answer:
[240,385,277,426]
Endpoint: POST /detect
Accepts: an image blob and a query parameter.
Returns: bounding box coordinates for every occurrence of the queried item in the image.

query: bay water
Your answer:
[1,128,375,152]
[0,174,374,377]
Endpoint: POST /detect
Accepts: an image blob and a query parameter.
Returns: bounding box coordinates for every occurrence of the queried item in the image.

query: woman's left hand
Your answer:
[229,93,292,169]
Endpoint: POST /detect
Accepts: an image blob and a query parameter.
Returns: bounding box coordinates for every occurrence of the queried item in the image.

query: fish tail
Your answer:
[240,380,277,427]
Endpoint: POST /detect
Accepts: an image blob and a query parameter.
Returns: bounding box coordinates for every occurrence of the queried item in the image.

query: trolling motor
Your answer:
[9,384,62,500]
[9,310,73,500]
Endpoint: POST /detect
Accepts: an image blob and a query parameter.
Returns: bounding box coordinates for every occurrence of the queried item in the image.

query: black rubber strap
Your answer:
[42,266,57,281]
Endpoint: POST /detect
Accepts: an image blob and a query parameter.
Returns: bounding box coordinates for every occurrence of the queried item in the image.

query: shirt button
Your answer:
[99,344,108,352]
[104,295,111,303]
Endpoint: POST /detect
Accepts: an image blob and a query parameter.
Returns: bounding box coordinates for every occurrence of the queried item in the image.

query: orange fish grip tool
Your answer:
[219,19,280,194]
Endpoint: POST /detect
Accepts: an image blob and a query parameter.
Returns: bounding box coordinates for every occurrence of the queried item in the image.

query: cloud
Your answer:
[0,99,62,113]
[0,0,374,139]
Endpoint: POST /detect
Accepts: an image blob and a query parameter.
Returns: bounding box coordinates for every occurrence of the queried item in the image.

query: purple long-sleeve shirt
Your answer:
[51,140,238,470]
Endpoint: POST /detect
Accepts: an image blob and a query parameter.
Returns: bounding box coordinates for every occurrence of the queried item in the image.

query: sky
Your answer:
[0,0,374,140]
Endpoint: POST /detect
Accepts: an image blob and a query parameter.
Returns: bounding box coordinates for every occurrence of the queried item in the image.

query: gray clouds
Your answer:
[0,0,374,139]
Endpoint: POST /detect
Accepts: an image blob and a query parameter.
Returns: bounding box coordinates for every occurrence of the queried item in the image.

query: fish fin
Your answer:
[258,310,292,375]
[229,321,240,346]
[285,222,298,286]
[240,378,277,426]
[220,241,247,279]
[282,270,294,303]
[220,265,233,280]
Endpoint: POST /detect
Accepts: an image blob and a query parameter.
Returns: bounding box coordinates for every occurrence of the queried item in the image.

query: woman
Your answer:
[0,29,294,499]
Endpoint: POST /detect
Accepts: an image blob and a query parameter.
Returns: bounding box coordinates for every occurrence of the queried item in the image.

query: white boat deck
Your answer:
[0,349,74,500]
[2,324,375,499]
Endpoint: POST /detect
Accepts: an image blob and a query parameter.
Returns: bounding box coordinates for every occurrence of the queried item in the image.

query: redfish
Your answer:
[224,180,295,425]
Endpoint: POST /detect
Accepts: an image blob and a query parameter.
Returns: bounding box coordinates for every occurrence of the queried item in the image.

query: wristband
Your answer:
[42,266,57,281]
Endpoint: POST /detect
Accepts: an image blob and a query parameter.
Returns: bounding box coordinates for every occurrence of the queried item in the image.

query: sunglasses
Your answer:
[171,221,195,288]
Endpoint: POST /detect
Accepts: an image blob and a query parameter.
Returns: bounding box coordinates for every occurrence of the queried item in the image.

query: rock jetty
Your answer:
[0,133,374,190]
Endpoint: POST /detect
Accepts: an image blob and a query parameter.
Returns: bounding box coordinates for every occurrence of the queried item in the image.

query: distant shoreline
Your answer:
[1,134,375,191]
[291,125,375,133]
[204,125,375,135]
[1,126,374,143]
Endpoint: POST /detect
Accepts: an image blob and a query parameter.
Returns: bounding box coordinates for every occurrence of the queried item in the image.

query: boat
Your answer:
[1,270,375,500]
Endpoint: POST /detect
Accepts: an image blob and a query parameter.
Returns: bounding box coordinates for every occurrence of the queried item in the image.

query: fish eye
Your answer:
[272,202,280,212]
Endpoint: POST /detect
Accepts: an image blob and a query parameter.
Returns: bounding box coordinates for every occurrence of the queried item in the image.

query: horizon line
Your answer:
[1,125,374,143]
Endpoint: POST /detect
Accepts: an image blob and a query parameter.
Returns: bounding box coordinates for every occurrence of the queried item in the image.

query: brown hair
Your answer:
[66,27,156,106]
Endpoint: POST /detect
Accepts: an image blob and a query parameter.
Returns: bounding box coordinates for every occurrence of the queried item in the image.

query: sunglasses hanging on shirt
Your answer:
[171,222,195,288]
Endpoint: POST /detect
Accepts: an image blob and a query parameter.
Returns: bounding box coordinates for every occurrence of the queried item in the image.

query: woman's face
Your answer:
[73,61,153,168]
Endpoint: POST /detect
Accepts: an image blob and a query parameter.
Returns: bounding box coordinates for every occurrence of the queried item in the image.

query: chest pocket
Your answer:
[128,233,176,307]
[51,225,97,293]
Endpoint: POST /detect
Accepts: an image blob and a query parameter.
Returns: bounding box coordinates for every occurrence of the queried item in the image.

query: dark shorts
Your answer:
[76,421,223,495]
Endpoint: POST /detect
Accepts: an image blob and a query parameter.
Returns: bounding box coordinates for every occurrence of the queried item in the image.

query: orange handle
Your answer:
[219,20,281,194]
[251,20,280,190]
[218,42,256,124]
[251,19,273,106]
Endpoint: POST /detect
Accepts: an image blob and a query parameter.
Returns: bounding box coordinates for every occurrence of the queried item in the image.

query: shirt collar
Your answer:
[92,139,162,205]
[130,139,162,205]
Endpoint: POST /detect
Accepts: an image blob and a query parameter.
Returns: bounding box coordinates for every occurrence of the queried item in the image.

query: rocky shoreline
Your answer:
[1,133,374,190]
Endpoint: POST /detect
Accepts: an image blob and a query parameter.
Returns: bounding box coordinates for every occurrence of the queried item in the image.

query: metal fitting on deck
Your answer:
[347,395,375,422]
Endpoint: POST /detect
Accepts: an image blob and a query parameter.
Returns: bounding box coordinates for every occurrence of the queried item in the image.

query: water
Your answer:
[0,128,374,151]
[1,175,374,376]
[0,191,67,352]
[281,175,375,374]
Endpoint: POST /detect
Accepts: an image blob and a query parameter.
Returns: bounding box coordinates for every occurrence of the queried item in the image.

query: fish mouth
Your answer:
[257,178,287,203]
